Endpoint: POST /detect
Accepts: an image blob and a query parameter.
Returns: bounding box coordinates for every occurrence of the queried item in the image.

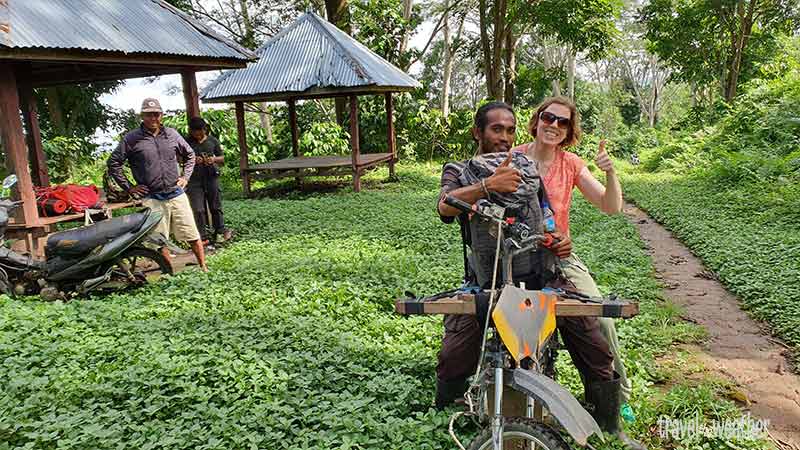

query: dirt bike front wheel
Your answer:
[98,247,173,291]
[467,418,570,450]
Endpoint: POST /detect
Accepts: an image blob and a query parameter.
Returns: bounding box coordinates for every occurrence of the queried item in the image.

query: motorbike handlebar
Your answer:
[444,195,562,249]
[443,195,476,215]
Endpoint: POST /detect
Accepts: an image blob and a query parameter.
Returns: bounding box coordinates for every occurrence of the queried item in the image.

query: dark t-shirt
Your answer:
[438,161,466,224]
[186,135,223,184]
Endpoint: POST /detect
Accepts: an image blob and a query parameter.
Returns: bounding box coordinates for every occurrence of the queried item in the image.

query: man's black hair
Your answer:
[188,117,207,132]
[474,101,514,131]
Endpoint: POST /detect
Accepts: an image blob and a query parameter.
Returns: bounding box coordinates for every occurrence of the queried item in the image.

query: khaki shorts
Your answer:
[142,193,201,243]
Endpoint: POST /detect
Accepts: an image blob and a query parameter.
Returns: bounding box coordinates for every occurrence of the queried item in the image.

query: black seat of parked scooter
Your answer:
[45,211,150,259]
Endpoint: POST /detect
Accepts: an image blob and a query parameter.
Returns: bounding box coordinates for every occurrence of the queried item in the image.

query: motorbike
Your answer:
[397,195,639,450]
[0,175,173,300]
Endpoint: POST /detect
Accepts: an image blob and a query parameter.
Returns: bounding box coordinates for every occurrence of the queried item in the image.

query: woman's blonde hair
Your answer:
[528,96,582,148]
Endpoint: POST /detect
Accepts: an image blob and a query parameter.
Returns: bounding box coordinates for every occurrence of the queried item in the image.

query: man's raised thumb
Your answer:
[500,151,513,167]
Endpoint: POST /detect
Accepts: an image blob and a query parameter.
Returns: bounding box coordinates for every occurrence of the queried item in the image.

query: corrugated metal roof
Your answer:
[202,12,420,102]
[1,0,255,61]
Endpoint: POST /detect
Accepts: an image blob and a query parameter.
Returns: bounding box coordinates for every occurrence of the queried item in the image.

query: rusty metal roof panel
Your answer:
[202,12,419,101]
[1,0,255,61]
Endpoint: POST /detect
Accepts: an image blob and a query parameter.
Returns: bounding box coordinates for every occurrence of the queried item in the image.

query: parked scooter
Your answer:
[0,175,173,300]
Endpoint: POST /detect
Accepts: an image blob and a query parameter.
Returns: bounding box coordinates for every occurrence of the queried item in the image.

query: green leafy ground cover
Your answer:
[622,169,800,360]
[0,164,765,449]
[618,65,800,364]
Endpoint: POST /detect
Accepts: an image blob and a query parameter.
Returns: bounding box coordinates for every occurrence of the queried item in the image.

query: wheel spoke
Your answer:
[470,420,568,450]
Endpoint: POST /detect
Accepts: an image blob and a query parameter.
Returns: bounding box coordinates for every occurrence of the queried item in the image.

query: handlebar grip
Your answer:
[542,233,560,247]
[443,195,475,214]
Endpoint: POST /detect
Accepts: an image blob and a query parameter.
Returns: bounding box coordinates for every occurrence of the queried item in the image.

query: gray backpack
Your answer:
[446,152,559,289]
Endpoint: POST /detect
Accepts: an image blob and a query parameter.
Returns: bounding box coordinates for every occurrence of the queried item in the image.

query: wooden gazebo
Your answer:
[201,12,421,194]
[0,0,256,256]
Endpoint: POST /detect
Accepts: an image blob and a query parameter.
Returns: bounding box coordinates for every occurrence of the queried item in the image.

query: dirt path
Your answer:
[623,203,800,449]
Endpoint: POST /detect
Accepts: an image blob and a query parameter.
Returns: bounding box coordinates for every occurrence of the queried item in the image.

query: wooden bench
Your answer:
[242,153,395,194]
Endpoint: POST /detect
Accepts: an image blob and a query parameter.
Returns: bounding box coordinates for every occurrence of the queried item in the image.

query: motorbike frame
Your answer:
[442,195,608,450]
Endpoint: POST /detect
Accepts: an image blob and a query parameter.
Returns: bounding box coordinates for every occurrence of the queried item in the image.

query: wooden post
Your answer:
[0,65,39,226]
[385,92,396,179]
[181,70,200,122]
[288,98,302,186]
[235,102,251,197]
[18,73,49,187]
[349,95,361,192]
[288,98,299,157]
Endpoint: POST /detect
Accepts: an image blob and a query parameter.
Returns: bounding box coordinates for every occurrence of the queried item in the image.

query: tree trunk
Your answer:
[690,80,697,108]
[325,0,351,126]
[503,29,518,105]
[717,14,729,99]
[259,102,273,143]
[399,0,413,56]
[45,88,65,135]
[490,0,506,100]
[551,80,561,96]
[332,99,346,127]
[238,0,255,49]
[542,46,561,97]
[441,0,452,116]
[566,50,576,99]
[649,81,658,127]
[479,0,495,99]
[724,0,757,102]
[325,0,350,32]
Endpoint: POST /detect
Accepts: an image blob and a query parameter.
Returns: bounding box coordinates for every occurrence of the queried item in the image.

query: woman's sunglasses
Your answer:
[539,111,571,129]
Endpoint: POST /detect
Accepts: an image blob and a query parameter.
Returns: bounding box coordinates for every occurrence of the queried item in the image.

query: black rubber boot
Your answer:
[585,375,647,450]
[435,377,468,410]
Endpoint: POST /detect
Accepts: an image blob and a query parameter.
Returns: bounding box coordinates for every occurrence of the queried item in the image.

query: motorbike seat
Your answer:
[45,210,151,259]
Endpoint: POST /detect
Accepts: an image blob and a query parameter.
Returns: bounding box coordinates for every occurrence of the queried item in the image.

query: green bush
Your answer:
[640,137,708,173]
[163,108,291,196]
[299,122,350,157]
[629,67,800,184]
[575,79,628,135]
[574,132,601,160]
[397,103,474,161]
[708,71,800,159]
[613,127,665,158]
[41,136,101,184]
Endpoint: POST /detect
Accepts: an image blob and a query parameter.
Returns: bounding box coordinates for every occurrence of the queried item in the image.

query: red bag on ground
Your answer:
[35,184,104,215]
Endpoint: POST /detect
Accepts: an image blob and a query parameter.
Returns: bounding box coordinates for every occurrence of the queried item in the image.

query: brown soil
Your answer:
[624,203,800,450]
[169,250,203,272]
[167,243,224,273]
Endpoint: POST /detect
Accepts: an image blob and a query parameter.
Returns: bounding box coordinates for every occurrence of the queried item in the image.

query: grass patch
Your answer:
[0,163,765,449]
